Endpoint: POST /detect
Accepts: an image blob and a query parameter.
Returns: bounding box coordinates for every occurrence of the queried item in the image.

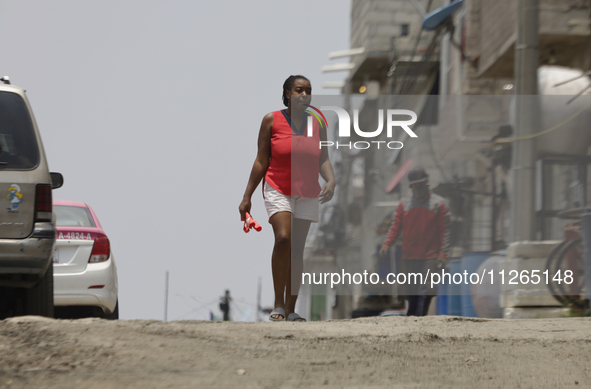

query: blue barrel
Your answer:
[460,252,490,317]
[447,259,462,316]
[436,278,449,315]
[582,210,591,301]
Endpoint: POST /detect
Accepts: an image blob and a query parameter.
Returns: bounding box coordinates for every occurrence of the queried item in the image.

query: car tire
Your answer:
[0,287,20,319]
[103,299,119,320]
[24,263,54,318]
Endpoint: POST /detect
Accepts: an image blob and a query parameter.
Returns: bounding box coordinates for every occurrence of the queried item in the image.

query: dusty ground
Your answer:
[0,316,590,389]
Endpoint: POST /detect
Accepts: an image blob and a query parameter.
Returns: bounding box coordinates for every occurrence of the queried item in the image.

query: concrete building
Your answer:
[300,0,591,320]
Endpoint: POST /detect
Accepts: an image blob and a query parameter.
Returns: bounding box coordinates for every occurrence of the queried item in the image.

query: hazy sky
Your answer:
[0,0,351,320]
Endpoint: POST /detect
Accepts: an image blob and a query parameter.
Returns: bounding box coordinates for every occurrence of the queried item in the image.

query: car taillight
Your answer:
[89,236,110,263]
[35,184,52,222]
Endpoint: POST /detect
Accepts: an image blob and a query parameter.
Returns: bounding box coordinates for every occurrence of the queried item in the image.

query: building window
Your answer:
[401,24,409,37]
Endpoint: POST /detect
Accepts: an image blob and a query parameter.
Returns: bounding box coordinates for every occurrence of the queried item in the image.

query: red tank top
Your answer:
[264,110,322,198]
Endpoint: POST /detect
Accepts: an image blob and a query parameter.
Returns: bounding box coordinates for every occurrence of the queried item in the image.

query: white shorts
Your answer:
[263,182,319,222]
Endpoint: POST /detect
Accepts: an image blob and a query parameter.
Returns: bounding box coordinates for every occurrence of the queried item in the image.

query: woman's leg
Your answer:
[269,212,292,319]
[285,217,312,317]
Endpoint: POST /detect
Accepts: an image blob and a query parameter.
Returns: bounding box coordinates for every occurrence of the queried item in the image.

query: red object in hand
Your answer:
[241,212,262,233]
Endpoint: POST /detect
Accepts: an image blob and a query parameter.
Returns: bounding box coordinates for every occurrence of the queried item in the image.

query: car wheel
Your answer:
[0,287,20,319]
[24,263,54,318]
[103,299,119,320]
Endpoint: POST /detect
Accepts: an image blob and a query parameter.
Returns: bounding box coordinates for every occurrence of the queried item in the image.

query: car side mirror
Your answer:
[51,172,64,189]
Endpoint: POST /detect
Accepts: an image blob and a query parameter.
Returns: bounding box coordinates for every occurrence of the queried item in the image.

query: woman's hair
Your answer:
[282,75,310,107]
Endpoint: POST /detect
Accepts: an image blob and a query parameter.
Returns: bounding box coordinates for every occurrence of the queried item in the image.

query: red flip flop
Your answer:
[241,212,262,233]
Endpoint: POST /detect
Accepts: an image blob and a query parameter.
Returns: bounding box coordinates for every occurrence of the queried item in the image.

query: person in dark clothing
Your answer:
[219,290,231,321]
[379,167,451,316]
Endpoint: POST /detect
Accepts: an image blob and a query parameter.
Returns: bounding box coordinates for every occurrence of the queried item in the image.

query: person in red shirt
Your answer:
[379,167,451,316]
[239,75,335,322]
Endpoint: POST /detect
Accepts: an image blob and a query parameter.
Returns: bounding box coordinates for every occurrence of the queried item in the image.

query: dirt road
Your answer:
[0,315,590,388]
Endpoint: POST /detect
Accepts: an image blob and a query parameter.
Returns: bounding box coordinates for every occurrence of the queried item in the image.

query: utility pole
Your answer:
[164,270,169,322]
[256,277,262,322]
[510,0,540,242]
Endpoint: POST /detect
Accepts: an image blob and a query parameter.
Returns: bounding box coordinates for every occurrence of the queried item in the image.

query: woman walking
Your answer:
[239,75,335,322]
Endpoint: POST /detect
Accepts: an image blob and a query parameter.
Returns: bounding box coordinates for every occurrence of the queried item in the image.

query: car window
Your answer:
[0,91,40,170]
[54,205,96,227]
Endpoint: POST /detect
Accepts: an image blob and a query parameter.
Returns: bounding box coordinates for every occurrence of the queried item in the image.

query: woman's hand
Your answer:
[239,197,252,220]
[318,181,335,204]
[239,113,272,221]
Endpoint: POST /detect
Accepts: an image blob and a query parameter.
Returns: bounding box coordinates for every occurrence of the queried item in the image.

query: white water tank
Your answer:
[536,66,591,156]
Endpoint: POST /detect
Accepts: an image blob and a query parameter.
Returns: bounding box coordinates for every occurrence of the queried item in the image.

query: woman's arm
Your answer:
[318,125,335,204]
[239,113,273,219]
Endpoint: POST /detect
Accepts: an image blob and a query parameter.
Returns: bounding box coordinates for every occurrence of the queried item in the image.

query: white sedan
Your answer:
[53,200,119,319]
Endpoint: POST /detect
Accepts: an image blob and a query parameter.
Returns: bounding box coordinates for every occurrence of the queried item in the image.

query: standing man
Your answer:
[379,167,451,316]
[219,290,231,321]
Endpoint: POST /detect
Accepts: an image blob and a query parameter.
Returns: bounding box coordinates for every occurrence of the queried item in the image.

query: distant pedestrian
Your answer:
[239,75,335,322]
[219,290,231,321]
[379,167,451,316]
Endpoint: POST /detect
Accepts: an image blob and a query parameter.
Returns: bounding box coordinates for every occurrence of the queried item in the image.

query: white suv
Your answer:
[0,77,63,318]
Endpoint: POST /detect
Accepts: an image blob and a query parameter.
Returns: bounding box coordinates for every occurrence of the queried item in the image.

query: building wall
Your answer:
[479,0,591,77]
[479,0,517,77]
[351,0,422,54]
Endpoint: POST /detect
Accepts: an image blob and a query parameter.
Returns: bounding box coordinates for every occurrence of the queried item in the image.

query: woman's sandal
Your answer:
[269,307,285,321]
[286,313,306,322]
